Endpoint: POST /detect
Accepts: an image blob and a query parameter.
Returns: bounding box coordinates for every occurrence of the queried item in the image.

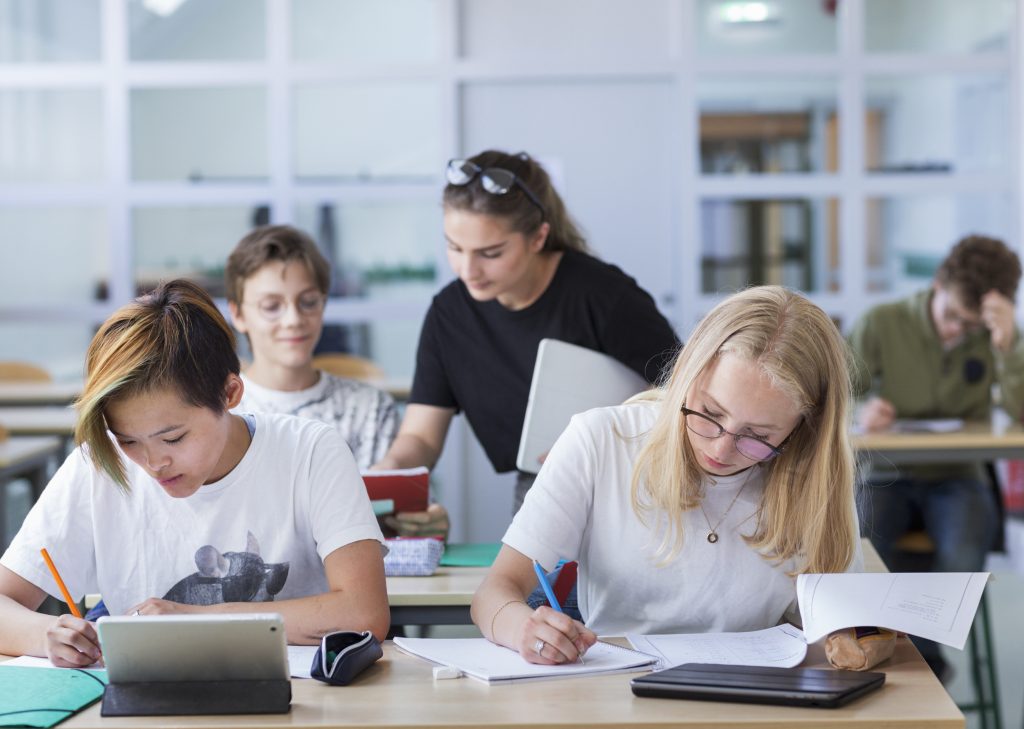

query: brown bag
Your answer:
[825,627,897,671]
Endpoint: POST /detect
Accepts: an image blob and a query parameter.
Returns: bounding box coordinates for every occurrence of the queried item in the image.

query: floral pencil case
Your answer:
[310,630,383,686]
[383,537,445,577]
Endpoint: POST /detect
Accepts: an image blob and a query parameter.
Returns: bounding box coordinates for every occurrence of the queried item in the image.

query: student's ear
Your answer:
[223,373,244,410]
[529,222,551,254]
[227,301,248,335]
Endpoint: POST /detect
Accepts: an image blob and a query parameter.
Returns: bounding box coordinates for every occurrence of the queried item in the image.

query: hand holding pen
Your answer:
[40,547,102,668]
[518,560,596,666]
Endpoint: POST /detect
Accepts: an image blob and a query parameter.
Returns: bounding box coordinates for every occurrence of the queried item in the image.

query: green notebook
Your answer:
[0,666,107,728]
[439,542,502,567]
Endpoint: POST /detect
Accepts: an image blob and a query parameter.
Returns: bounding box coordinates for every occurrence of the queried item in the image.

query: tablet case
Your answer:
[630,663,885,709]
[97,613,291,716]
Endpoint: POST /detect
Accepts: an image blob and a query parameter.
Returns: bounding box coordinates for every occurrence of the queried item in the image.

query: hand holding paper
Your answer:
[797,572,989,649]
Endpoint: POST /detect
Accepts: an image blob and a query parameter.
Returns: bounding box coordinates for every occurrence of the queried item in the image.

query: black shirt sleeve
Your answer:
[409,301,459,410]
[598,278,680,384]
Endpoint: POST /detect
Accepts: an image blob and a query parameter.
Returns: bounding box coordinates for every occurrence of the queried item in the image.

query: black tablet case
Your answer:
[631,663,885,709]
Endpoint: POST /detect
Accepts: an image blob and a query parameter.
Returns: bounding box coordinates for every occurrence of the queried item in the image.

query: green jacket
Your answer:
[847,288,1024,481]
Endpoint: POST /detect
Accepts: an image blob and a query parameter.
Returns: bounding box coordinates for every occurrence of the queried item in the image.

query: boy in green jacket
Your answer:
[848,234,1024,679]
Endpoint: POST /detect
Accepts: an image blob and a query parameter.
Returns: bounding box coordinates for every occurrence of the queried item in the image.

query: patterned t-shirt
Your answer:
[236,371,398,470]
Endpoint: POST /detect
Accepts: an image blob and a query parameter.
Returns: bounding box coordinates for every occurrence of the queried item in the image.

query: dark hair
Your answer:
[224,224,330,305]
[935,234,1022,309]
[443,150,588,253]
[75,279,241,489]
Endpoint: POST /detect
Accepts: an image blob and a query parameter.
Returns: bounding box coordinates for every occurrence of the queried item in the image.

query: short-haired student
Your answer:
[0,280,389,667]
[472,286,863,664]
[225,224,399,471]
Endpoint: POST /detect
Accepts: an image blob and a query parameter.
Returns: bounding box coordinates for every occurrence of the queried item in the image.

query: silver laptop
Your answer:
[516,338,649,474]
[97,613,289,683]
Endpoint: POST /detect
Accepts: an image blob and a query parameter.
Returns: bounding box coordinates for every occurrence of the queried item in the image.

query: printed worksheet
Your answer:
[797,572,989,649]
[626,624,808,670]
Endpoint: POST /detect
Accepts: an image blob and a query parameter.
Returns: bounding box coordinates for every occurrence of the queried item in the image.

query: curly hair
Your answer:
[935,235,1021,309]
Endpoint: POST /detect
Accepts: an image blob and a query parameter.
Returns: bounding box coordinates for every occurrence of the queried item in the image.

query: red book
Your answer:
[361,467,430,514]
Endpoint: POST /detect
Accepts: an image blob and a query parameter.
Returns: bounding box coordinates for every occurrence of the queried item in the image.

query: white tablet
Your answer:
[516,339,650,474]
[97,613,289,684]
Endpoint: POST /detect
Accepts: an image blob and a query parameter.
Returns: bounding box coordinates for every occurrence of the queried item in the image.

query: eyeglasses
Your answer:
[243,294,326,322]
[445,157,546,219]
[680,406,793,462]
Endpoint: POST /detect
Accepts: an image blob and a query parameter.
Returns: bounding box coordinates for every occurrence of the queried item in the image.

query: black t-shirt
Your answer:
[410,249,680,473]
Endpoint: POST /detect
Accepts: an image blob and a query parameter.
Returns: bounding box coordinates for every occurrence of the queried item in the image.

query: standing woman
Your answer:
[375,150,679,532]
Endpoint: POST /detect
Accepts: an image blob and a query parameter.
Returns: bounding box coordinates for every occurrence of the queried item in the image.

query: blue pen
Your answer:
[532,560,563,613]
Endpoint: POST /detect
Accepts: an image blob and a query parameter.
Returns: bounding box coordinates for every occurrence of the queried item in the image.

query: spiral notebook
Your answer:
[393,637,655,683]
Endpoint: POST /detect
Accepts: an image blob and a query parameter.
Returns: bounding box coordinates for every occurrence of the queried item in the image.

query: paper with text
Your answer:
[626,624,807,670]
[798,572,989,649]
[393,637,655,683]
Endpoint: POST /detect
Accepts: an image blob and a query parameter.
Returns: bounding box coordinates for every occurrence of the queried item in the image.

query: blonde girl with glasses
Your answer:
[373,150,679,533]
[471,286,863,666]
[0,280,389,667]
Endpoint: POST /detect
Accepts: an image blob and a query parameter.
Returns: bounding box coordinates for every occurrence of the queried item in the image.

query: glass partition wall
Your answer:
[0,0,1019,372]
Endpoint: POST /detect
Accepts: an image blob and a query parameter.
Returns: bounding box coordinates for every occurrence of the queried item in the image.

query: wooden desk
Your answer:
[387,567,488,625]
[0,436,62,544]
[0,406,78,437]
[47,638,960,729]
[853,422,1024,464]
[0,381,82,407]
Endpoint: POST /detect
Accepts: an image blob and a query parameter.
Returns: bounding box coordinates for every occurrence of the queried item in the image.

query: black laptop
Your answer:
[631,663,885,709]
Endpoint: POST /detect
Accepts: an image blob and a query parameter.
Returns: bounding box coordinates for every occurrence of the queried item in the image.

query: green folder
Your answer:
[0,666,107,728]
[439,542,502,567]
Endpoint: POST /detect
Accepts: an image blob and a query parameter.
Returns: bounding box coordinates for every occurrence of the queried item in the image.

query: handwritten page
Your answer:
[626,624,807,670]
[393,637,655,683]
[798,572,989,649]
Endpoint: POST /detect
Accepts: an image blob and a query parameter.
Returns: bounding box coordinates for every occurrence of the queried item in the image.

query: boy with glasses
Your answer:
[848,234,1024,679]
[225,225,400,475]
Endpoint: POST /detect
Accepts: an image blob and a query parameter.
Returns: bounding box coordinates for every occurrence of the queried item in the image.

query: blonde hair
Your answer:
[629,286,857,574]
[75,279,240,490]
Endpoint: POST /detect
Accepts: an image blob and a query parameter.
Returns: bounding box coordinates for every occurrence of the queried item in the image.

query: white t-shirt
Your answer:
[1,412,384,617]
[503,402,863,636]
[236,372,398,470]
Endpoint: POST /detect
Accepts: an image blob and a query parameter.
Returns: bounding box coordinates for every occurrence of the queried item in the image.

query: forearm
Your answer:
[0,594,56,657]
[375,433,441,470]
[470,575,533,648]
[211,591,391,645]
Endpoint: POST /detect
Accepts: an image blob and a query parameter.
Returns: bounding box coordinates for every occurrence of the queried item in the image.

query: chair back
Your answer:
[311,353,385,381]
[0,361,51,382]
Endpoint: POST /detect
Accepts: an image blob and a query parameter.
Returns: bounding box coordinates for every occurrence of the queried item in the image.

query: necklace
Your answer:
[699,468,754,544]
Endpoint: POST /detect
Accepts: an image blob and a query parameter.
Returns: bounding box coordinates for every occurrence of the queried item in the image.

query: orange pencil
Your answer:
[40,548,82,619]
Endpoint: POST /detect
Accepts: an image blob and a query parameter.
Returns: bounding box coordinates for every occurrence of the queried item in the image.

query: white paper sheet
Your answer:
[626,624,807,670]
[797,572,989,649]
[393,637,655,683]
[891,418,964,433]
[1,655,104,672]
[287,645,317,678]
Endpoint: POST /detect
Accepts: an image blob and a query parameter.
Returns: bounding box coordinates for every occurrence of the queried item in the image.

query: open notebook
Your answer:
[393,637,655,683]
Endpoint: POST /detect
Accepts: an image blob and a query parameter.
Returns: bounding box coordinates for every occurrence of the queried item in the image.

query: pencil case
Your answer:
[310,630,383,686]
[383,537,444,577]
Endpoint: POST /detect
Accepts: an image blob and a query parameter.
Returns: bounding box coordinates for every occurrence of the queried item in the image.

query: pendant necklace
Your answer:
[699,468,754,544]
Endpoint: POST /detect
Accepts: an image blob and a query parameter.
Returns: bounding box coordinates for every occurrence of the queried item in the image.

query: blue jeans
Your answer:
[859,476,997,573]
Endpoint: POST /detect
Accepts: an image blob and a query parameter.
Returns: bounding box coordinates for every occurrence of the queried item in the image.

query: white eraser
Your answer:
[432,665,463,680]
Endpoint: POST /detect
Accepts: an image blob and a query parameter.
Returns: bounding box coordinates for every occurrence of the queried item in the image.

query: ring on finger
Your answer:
[533,638,545,655]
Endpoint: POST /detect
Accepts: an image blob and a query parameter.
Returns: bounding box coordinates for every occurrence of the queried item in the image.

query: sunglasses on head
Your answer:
[445,156,546,219]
